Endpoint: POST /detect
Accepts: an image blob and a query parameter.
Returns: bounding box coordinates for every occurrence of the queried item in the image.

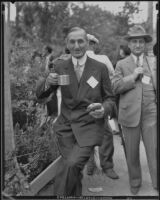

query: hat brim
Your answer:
[90,40,98,44]
[124,34,152,43]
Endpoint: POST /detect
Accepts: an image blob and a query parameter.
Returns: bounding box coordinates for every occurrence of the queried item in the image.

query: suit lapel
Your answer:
[64,58,79,98]
[145,56,157,92]
[64,57,98,100]
[77,57,97,99]
[126,55,137,73]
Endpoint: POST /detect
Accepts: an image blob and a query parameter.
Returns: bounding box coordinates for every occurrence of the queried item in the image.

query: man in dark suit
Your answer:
[36,27,115,196]
[112,25,157,195]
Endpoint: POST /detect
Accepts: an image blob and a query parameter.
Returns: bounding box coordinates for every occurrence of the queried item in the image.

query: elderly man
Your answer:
[112,25,157,195]
[36,27,115,196]
[86,34,119,179]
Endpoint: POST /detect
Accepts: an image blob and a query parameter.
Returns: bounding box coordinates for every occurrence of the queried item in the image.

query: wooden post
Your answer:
[146,1,154,56]
[3,3,31,196]
[16,2,19,31]
[4,2,15,155]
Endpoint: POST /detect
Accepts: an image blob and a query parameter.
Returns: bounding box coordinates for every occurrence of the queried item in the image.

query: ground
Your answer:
[38,135,158,197]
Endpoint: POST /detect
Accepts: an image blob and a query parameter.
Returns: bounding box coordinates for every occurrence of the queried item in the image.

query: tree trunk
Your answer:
[5,2,14,154]
[16,2,19,30]
[147,1,153,35]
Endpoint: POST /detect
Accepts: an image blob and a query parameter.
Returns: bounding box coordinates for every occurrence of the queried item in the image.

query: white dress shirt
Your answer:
[72,53,87,78]
[131,53,144,67]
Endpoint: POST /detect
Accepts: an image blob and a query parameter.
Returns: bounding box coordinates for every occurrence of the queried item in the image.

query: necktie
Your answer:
[136,56,140,67]
[75,61,82,82]
[136,56,143,80]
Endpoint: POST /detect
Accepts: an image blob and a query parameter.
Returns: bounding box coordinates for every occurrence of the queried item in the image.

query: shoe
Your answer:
[130,186,140,195]
[104,168,119,179]
[153,186,158,191]
[113,131,120,135]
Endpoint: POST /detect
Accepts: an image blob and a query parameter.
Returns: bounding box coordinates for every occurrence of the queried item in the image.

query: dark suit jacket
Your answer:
[36,56,115,147]
[112,55,157,127]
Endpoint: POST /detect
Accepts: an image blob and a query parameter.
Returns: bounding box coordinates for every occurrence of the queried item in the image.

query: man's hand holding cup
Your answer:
[46,73,58,88]
[46,73,70,88]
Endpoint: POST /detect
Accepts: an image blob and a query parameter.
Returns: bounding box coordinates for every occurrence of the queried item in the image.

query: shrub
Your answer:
[4,38,60,196]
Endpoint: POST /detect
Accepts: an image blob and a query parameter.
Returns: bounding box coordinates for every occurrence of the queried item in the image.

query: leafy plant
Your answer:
[5,37,60,196]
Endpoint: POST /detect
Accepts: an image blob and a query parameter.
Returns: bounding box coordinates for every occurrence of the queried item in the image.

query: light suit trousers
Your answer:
[122,100,157,188]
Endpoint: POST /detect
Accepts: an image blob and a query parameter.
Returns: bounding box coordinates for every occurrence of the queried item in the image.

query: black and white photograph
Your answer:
[1,1,159,198]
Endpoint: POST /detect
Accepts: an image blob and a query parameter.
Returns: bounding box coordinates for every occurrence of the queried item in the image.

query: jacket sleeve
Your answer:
[101,65,116,118]
[36,77,58,100]
[104,55,115,81]
[112,61,136,95]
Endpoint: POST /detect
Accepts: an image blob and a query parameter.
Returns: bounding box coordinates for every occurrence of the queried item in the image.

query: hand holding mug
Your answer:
[46,73,58,87]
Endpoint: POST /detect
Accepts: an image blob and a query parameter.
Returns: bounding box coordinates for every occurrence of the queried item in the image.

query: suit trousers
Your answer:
[87,123,114,170]
[53,132,94,196]
[122,100,157,188]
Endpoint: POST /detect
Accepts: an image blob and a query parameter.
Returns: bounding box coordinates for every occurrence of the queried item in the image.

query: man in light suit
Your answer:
[36,27,115,196]
[112,25,157,195]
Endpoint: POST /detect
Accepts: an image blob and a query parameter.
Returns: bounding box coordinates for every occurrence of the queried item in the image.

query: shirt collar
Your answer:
[131,53,144,65]
[72,53,87,66]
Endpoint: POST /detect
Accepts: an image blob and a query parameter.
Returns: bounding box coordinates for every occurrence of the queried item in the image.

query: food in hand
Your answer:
[86,103,102,112]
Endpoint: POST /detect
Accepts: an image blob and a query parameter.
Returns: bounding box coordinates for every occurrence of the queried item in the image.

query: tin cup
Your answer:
[58,75,70,85]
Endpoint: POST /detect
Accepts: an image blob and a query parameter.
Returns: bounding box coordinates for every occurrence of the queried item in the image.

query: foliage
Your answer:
[114,1,140,35]
[15,2,70,44]
[5,37,60,196]
[4,151,30,196]
[13,1,141,64]
[4,109,60,195]
[14,116,60,183]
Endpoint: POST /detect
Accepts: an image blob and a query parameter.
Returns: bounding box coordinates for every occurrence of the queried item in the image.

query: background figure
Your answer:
[119,44,131,59]
[31,50,43,71]
[86,34,119,179]
[36,27,116,196]
[113,25,157,195]
[87,34,115,80]
[43,45,58,117]
[43,45,54,72]
[114,44,131,69]
[53,47,71,64]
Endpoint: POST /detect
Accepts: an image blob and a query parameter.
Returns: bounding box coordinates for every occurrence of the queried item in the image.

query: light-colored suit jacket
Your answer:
[112,55,156,127]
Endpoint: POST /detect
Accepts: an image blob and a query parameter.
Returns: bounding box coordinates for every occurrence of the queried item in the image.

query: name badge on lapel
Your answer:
[87,76,99,88]
[142,75,151,84]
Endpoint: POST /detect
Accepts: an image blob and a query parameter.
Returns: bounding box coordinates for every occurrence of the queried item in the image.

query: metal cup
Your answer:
[58,75,70,85]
